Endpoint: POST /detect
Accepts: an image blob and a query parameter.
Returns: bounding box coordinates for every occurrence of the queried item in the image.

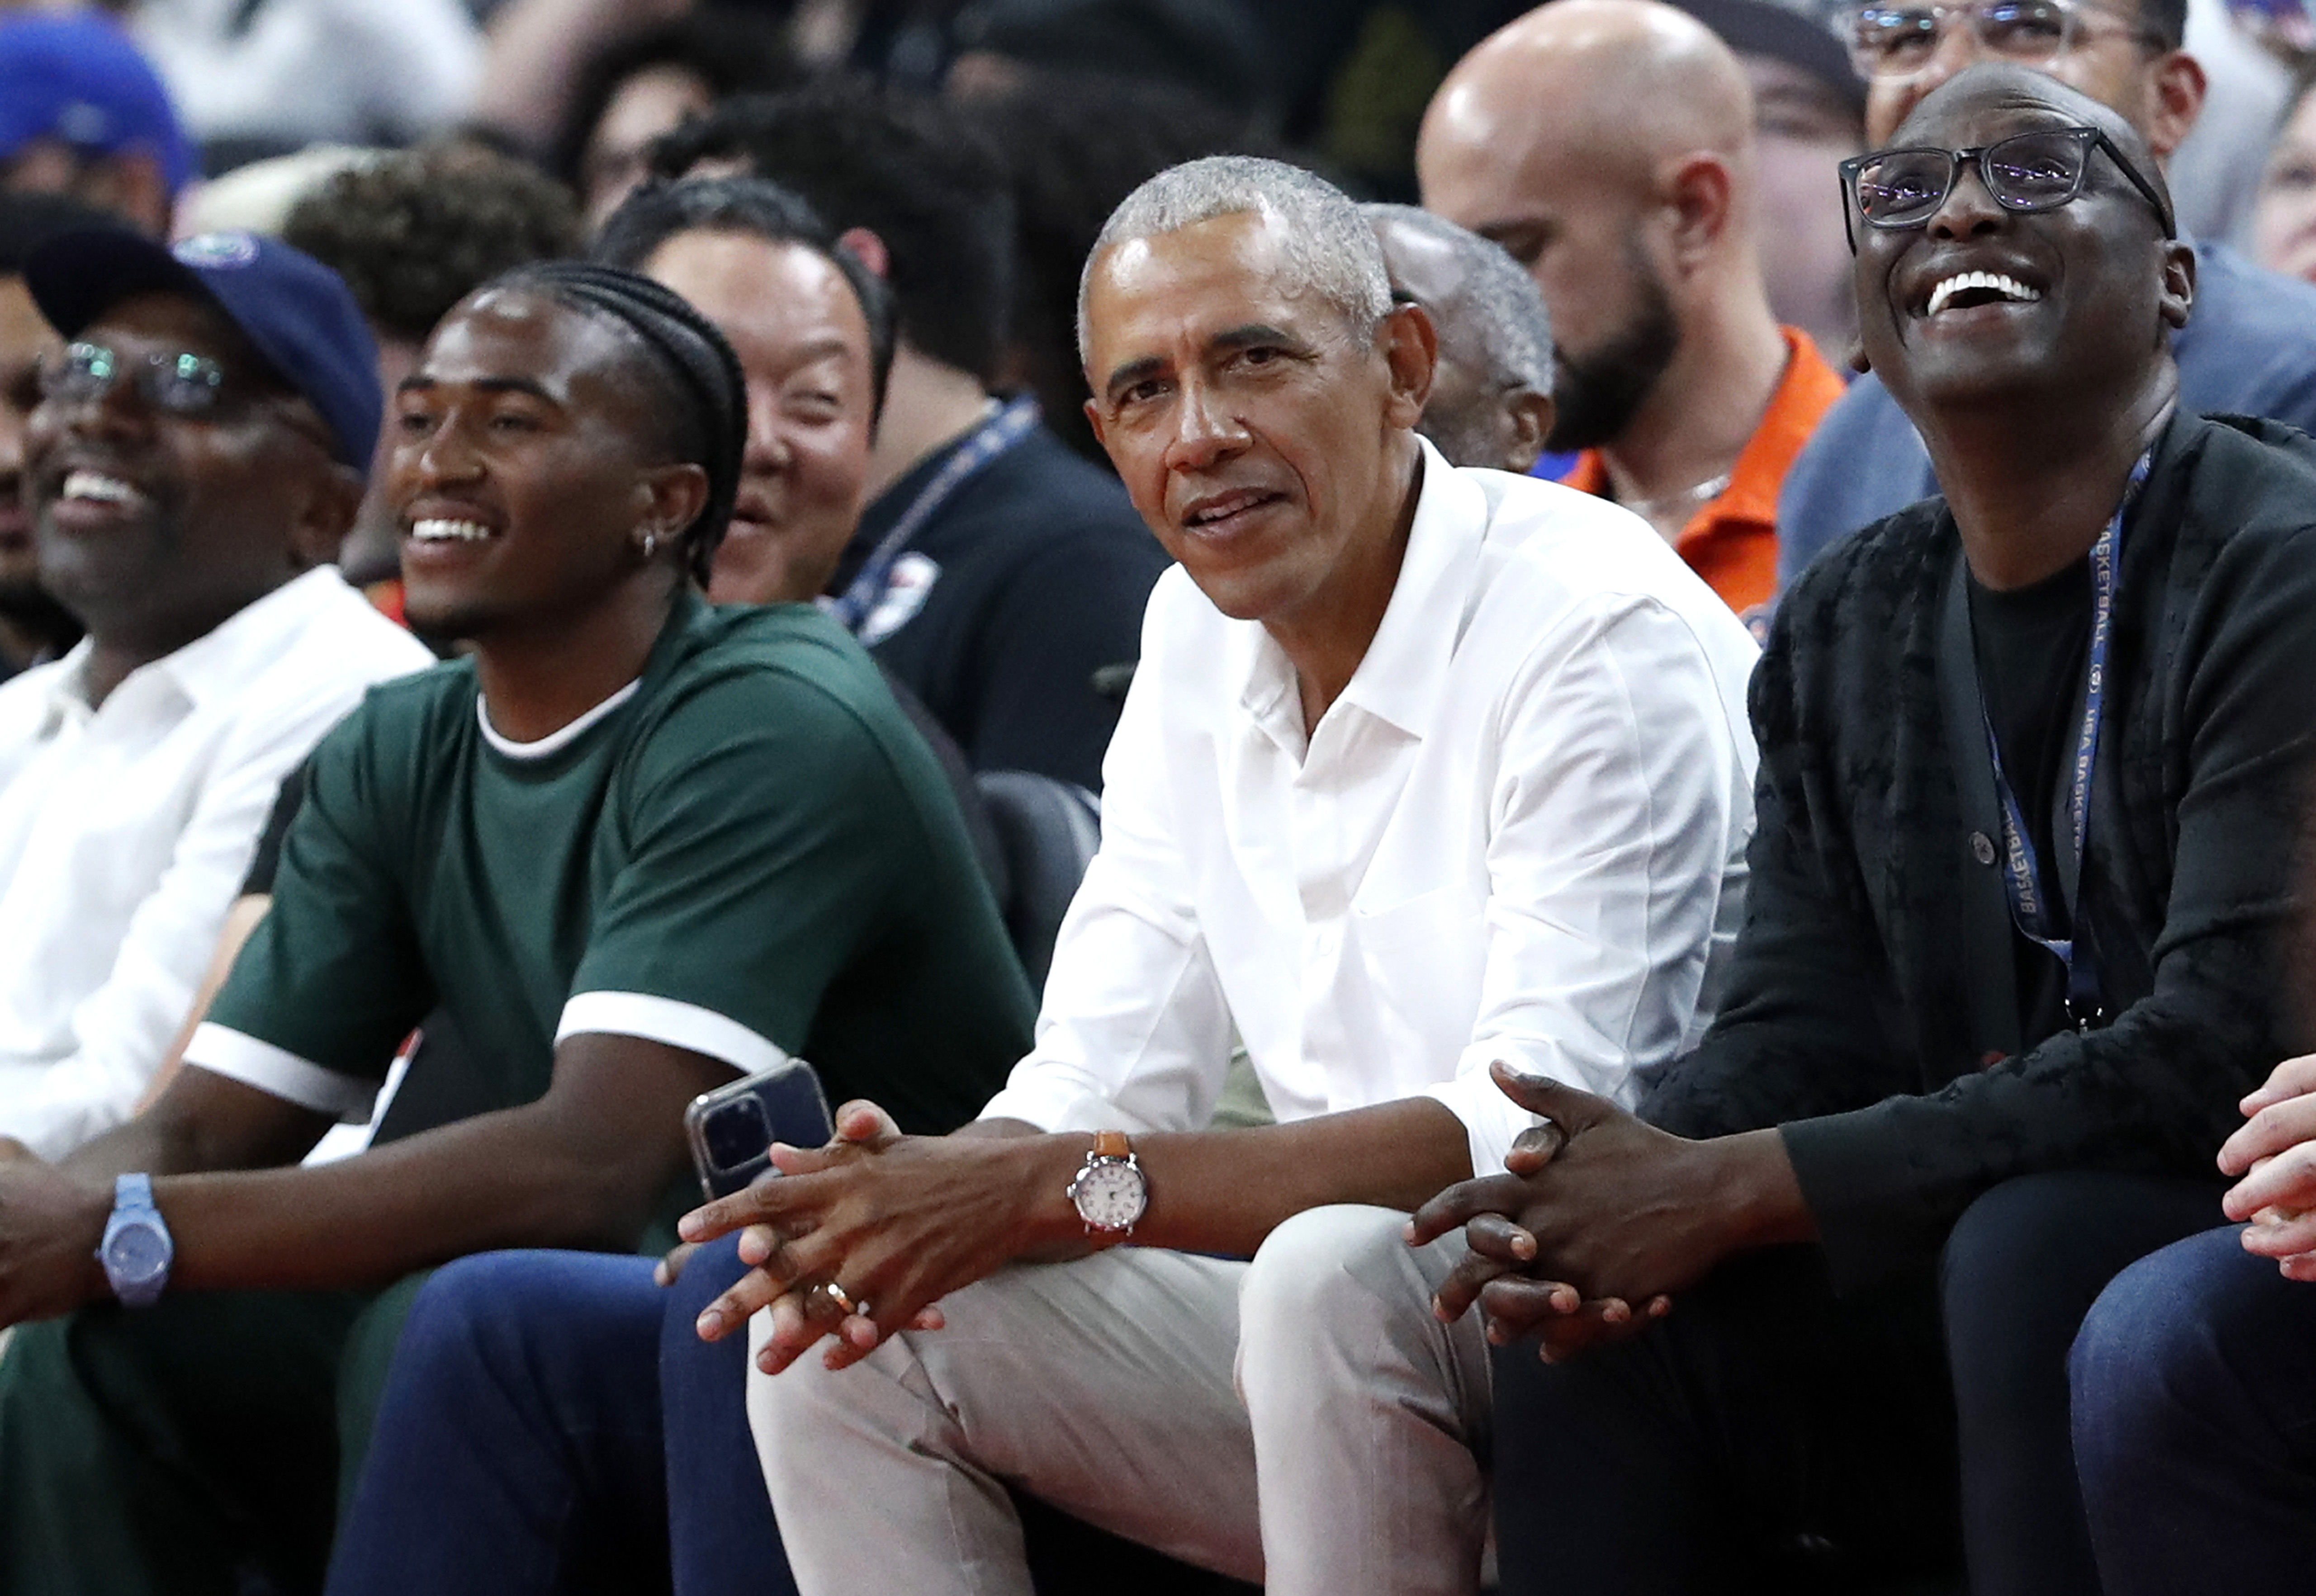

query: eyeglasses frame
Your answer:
[1843,0,2172,83]
[38,341,233,419]
[1835,124,2176,254]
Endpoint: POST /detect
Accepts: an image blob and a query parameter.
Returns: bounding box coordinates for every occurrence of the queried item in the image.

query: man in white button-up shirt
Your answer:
[0,226,430,1159]
[684,156,1760,1596]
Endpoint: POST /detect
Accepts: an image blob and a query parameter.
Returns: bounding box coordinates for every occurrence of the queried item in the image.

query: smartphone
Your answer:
[683,1058,835,1200]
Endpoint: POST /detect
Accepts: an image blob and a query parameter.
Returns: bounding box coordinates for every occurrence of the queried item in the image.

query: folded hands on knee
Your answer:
[2221,1053,2316,1279]
[1406,1061,1811,1363]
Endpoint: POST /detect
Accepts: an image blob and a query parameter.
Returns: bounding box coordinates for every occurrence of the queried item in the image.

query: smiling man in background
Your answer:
[0,194,109,680]
[0,227,430,1162]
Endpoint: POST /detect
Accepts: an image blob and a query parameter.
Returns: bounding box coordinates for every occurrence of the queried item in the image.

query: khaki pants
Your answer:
[750,1204,1493,1596]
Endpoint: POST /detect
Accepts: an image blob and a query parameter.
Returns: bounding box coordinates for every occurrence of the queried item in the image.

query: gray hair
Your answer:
[1076,155,1395,366]
[1362,203,1555,394]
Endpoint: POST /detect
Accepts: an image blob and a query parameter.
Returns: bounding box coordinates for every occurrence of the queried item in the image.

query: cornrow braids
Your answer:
[486,260,747,586]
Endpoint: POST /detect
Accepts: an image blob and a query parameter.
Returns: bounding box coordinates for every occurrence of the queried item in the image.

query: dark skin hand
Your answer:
[1407,1061,1815,1361]
[679,1095,1477,1376]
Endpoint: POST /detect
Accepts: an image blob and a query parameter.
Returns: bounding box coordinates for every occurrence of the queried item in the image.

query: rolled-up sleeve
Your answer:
[1423,595,1756,1176]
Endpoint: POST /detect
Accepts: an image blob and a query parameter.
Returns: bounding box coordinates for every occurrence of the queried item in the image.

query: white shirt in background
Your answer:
[980,438,1762,1177]
[135,0,482,149]
[0,566,432,1159]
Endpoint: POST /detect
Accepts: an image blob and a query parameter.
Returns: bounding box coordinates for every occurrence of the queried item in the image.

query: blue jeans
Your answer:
[2070,1223,2316,1595]
[327,1238,792,1596]
[1487,1171,2226,1596]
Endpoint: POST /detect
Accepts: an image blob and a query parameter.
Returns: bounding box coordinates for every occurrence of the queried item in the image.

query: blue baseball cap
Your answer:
[0,14,193,196]
[25,226,384,468]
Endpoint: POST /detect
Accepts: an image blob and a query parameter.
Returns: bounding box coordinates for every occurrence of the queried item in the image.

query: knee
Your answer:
[2070,1228,2247,1448]
[1240,1204,1424,1346]
[399,1251,566,1375]
[1942,1173,2106,1303]
[393,1250,658,1411]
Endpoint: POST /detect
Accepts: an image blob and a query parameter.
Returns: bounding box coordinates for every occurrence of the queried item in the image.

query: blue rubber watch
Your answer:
[96,1173,173,1308]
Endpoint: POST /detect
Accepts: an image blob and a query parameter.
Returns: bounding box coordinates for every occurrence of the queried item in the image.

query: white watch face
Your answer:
[1073,1160,1147,1231]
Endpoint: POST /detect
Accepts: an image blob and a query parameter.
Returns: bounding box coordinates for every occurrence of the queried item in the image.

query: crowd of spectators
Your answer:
[7,0,2316,1593]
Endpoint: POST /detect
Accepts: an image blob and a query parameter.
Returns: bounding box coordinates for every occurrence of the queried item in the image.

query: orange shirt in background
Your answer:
[1561,326,1846,626]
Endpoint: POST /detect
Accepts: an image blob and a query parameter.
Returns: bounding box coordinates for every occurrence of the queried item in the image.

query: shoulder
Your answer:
[2187,244,2316,343]
[1778,496,1948,629]
[1464,467,1756,658]
[1764,497,1950,715]
[632,603,937,784]
[258,571,436,694]
[307,656,475,770]
[932,427,1166,566]
[1775,373,1934,564]
[2179,246,2316,421]
[2152,414,2316,573]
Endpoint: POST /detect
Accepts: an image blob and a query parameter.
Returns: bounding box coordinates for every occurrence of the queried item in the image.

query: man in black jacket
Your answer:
[1412,64,2316,1596]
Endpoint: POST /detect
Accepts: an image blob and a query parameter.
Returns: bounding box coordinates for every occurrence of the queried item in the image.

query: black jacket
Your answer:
[1647,412,2316,1288]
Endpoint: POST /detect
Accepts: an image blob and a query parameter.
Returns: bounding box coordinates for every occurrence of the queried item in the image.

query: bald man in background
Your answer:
[1418,0,1846,623]
[1365,204,1557,474]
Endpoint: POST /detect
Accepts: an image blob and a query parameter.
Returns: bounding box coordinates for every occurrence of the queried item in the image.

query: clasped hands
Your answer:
[1406,1060,1767,1364]
[2220,1053,2316,1278]
[674,1102,1047,1375]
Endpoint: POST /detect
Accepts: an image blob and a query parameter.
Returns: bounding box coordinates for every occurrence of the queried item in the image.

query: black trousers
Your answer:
[1489,1171,2228,1596]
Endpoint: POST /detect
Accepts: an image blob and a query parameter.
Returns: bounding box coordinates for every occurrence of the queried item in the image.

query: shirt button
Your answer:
[1969,831,1996,866]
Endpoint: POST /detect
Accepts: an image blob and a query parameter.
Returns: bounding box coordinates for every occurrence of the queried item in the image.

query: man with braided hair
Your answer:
[0,259,1033,1596]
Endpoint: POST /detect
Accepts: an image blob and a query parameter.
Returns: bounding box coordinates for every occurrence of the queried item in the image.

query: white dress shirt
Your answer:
[980,440,1762,1177]
[0,567,432,1159]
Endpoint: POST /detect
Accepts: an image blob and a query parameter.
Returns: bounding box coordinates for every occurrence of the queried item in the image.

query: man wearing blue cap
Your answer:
[0,225,428,1164]
[0,12,193,239]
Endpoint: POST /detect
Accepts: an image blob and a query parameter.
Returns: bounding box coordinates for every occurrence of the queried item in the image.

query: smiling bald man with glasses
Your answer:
[1775,0,2316,595]
[1414,65,2316,1596]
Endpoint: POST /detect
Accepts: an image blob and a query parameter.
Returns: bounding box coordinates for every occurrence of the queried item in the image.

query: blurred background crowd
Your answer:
[11,0,2316,346]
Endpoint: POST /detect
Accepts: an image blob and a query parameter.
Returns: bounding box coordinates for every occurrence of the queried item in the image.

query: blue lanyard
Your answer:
[823,394,1042,634]
[1978,450,2149,1031]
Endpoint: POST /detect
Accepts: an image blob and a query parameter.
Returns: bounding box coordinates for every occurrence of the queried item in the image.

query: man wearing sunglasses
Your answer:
[1776,0,2316,595]
[1415,66,2316,1595]
[0,228,429,1162]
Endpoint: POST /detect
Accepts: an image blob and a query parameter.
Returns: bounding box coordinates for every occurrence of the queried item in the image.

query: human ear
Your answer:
[287,461,365,569]
[2159,237,2197,332]
[1380,302,1437,430]
[837,227,890,281]
[2143,53,2206,162]
[1662,152,1735,270]
[639,462,710,552]
[1502,388,1554,475]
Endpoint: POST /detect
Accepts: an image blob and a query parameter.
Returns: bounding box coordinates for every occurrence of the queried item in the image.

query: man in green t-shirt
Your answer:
[0,255,1034,1595]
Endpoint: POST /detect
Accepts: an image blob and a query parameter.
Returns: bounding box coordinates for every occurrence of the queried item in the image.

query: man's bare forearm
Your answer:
[54,1034,729,1301]
[151,1105,678,1294]
[1002,1097,1476,1261]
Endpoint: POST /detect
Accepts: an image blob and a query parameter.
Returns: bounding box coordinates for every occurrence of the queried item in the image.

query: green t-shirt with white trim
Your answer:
[188,590,1034,1147]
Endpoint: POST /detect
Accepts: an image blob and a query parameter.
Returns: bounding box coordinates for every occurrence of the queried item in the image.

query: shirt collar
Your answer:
[43,566,354,719]
[1235,436,1486,747]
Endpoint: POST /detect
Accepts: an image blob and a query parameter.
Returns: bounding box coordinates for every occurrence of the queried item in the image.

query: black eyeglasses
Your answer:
[38,342,230,416]
[1844,0,2168,82]
[1837,125,2175,250]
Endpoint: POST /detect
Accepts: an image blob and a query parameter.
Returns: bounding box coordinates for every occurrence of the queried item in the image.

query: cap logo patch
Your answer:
[56,102,110,144]
[173,232,260,269]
